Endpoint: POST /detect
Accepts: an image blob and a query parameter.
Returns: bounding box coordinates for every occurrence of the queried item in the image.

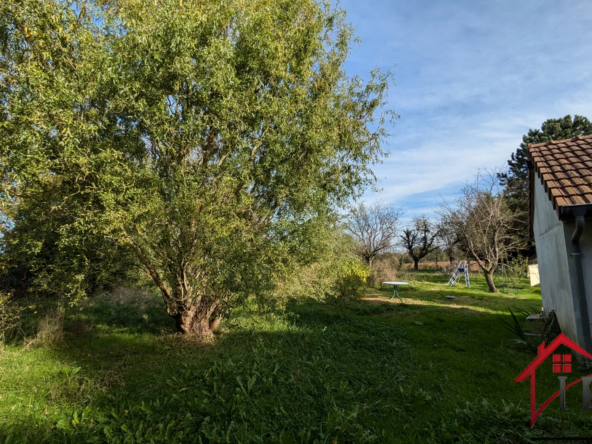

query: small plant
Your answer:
[542,310,561,344]
[500,308,537,352]
[499,306,560,353]
[515,306,540,319]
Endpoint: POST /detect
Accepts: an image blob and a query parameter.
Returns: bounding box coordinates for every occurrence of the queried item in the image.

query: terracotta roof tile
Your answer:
[565,169,579,177]
[530,135,592,208]
[555,197,570,206]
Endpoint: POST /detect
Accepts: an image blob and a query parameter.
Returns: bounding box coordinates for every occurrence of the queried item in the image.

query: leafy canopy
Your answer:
[0,0,393,333]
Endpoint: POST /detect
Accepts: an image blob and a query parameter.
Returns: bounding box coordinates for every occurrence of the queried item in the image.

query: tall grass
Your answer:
[0,279,589,443]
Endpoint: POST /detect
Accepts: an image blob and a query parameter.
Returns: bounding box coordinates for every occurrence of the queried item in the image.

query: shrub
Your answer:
[32,310,64,348]
[275,229,359,302]
[333,259,370,300]
[367,255,398,287]
[502,255,528,290]
[0,292,21,342]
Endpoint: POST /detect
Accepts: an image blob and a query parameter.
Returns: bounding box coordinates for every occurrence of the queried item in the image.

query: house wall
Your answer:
[532,175,580,342]
[562,219,592,341]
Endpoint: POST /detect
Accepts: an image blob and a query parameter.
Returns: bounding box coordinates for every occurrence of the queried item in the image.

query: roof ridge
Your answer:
[530,134,592,149]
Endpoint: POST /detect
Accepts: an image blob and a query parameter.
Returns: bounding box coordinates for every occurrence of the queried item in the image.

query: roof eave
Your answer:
[559,203,592,221]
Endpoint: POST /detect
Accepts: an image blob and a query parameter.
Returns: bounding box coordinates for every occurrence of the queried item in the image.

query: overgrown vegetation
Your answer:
[0,0,393,339]
[366,253,400,288]
[2,272,592,443]
[1,0,587,441]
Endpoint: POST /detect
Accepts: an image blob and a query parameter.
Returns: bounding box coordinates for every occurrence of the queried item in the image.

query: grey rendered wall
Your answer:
[577,222,592,305]
[532,176,579,342]
[562,219,592,342]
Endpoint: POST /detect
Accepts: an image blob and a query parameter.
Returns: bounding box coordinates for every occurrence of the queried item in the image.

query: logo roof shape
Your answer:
[515,333,592,427]
[515,333,592,382]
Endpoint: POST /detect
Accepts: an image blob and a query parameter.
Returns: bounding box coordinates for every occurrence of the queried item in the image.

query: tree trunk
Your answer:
[136,253,221,340]
[414,258,419,270]
[210,316,223,333]
[483,270,497,293]
[173,300,219,339]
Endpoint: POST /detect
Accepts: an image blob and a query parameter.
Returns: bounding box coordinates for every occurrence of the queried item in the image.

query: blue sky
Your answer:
[340,0,592,220]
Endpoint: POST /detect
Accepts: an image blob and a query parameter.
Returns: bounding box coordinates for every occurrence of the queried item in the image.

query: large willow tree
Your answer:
[0,0,393,337]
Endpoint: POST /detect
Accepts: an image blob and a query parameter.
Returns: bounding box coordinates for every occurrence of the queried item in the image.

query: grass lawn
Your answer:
[1,272,592,443]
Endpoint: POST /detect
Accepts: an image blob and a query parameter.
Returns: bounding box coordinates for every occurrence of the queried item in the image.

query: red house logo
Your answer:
[515,333,592,427]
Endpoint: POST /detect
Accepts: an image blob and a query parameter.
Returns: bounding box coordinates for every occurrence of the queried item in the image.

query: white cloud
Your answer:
[340,0,592,212]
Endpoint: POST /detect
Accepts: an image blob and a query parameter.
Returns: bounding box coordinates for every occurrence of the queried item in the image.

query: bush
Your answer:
[275,229,360,302]
[333,259,370,300]
[0,292,21,342]
[367,255,398,287]
[502,255,528,290]
[32,310,64,348]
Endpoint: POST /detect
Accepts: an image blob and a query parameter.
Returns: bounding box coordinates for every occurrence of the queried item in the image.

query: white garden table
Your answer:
[382,281,409,301]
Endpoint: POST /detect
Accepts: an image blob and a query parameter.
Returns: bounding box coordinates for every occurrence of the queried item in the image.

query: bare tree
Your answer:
[346,202,403,265]
[437,221,460,266]
[400,216,441,270]
[440,171,523,292]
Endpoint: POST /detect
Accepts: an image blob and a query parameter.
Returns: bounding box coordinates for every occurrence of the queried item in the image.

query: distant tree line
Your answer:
[345,115,592,293]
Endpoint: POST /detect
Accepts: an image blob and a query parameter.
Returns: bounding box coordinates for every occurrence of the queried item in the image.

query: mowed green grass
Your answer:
[1,272,592,443]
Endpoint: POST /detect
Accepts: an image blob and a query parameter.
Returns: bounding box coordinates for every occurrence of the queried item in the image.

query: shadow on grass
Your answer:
[1,295,591,443]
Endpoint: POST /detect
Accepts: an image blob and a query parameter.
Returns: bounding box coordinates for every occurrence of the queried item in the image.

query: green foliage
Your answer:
[0,295,412,443]
[2,273,590,443]
[499,305,562,353]
[333,258,370,300]
[0,292,21,342]
[274,226,370,303]
[367,253,399,287]
[501,255,528,291]
[499,307,537,352]
[0,209,138,303]
[273,227,358,302]
[0,0,393,334]
[435,399,592,443]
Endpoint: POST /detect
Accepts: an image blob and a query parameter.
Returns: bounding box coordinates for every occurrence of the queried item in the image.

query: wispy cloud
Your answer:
[341,0,592,215]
